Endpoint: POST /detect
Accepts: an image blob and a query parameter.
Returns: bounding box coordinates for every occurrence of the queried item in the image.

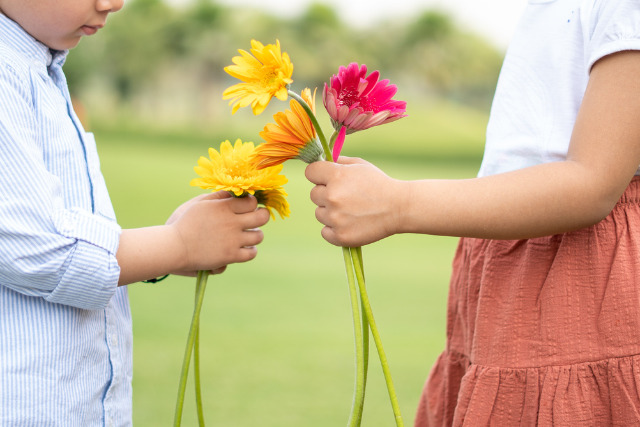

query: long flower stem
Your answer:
[174,270,210,427]
[194,275,205,427]
[288,89,396,424]
[350,247,404,427]
[355,247,369,397]
[287,90,333,162]
[343,248,367,427]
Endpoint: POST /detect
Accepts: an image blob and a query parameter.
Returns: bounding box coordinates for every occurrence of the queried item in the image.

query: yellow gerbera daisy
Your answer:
[252,88,324,169]
[191,139,290,219]
[222,39,294,115]
[255,188,291,220]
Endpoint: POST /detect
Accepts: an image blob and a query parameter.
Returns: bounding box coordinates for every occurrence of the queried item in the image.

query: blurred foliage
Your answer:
[64,0,503,128]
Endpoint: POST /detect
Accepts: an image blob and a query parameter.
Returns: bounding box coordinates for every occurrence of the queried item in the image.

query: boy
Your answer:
[0,1,269,425]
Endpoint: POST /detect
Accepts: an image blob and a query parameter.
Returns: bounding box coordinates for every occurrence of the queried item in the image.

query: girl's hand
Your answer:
[305,157,403,247]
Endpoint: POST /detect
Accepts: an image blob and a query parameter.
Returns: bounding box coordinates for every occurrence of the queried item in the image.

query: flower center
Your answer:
[338,88,376,112]
[223,161,249,179]
[261,69,281,90]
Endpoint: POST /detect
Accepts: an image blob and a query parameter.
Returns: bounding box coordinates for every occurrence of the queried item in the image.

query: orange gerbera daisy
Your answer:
[252,88,324,169]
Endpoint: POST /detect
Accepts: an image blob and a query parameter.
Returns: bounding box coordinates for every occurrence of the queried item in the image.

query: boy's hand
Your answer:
[305,157,402,247]
[167,192,270,276]
[165,191,230,226]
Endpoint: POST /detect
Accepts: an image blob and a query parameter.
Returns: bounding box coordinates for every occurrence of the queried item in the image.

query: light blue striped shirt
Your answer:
[0,14,132,427]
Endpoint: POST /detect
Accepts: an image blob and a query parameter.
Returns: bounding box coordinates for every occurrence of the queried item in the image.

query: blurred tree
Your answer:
[287,3,362,90]
[174,1,229,78]
[63,0,504,126]
[64,32,105,95]
[400,10,502,107]
[405,10,454,43]
[298,2,340,31]
[100,0,176,98]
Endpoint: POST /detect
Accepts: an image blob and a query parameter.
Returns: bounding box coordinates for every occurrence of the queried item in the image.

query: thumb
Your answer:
[335,156,368,166]
[201,190,233,200]
[305,160,340,185]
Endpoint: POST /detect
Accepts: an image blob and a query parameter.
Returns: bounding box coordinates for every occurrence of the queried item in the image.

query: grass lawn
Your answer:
[94,100,485,426]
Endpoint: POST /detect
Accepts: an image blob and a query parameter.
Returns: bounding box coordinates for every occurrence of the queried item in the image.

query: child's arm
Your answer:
[0,59,268,308]
[306,50,640,247]
[116,192,270,286]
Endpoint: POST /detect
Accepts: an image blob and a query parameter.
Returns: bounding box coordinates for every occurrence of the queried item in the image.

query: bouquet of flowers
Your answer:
[176,39,407,427]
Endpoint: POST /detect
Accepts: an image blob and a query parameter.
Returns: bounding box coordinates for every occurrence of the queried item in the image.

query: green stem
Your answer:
[361,301,369,398]
[343,248,366,427]
[287,90,333,162]
[350,247,404,427]
[356,247,369,399]
[174,270,210,427]
[194,275,205,426]
[329,129,340,151]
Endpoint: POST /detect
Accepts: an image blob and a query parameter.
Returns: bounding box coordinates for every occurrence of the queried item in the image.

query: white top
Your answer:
[478,0,640,177]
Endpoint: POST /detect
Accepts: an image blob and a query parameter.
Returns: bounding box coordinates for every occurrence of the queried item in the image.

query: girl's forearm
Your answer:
[396,51,640,241]
[397,160,629,240]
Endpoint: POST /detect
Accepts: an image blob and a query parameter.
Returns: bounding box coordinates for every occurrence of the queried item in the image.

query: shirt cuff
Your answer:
[53,208,121,253]
[47,208,122,310]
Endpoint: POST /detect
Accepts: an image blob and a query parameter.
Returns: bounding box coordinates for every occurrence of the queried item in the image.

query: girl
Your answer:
[306,1,640,425]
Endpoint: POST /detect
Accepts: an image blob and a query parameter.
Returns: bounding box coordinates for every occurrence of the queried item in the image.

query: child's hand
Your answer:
[167,191,270,275]
[305,157,403,247]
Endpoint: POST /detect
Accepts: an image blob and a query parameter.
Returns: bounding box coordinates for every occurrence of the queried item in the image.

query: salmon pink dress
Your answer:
[415,178,640,425]
[414,0,640,424]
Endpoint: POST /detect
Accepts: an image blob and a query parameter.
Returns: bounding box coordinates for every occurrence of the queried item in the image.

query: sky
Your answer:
[194,0,529,48]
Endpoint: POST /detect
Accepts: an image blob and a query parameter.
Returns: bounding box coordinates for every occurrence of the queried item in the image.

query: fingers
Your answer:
[236,246,259,263]
[314,208,351,246]
[241,227,265,248]
[309,184,327,208]
[305,161,338,185]
[253,207,271,227]
[167,192,275,277]
[238,207,270,231]
[320,226,342,247]
[185,193,259,218]
[210,266,227,275]
[228,194,259,214]
[313,205,331,228]
[306,157,397,247]
[305,157,369,184]
[204,195,270,228]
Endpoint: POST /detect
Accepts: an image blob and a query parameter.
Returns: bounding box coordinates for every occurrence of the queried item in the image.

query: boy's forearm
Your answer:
[116,226,186,286]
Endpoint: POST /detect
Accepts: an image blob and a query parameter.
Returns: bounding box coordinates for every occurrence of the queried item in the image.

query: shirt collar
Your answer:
[0,13,68,69]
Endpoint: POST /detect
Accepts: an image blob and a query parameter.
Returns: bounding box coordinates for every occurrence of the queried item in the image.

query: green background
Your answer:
[95,98,485,426]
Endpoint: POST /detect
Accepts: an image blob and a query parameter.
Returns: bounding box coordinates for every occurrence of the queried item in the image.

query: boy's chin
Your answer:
[43,36,82,51]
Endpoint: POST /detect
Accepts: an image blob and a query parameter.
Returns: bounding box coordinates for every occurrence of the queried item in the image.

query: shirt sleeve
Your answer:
[0,59,121,310]
[585,0,640,70]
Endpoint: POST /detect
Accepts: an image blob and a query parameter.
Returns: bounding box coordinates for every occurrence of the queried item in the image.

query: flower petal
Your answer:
[332,126,347,161]
[322,62,407,134]
[222,39,294,115]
